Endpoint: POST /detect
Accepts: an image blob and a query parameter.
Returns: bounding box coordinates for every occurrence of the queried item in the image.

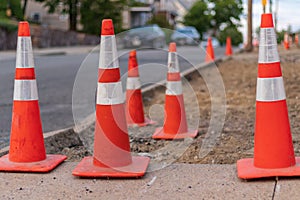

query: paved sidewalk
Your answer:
[0,163,276,200]
[275,178,300,199]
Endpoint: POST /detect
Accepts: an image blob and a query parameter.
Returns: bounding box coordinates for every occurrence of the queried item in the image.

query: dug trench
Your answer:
[42,46,300,167]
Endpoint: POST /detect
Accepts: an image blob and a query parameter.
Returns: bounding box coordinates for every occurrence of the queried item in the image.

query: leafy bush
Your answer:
[218,26,243,46]
[276,30,285,44]
[0,0,23,20]
[129,0,149,7]
[184,0,243,40]
[80,0,126,35]
[0,18,18,32]
[184,1,210,39]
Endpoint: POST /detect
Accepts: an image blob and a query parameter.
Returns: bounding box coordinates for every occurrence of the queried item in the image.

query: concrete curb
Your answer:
[0,49,242,156]
[0,51,67,61]
[0,46,96,61]
[35,51,66,56]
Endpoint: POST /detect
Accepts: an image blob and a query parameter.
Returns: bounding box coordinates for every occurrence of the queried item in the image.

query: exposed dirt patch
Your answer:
[59,46,300,164]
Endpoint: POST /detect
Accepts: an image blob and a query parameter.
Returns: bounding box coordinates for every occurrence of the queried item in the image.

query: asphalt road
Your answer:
[0,46,226,148]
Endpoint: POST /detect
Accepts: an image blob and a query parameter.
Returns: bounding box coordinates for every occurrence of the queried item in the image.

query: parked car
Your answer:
[200,37,220,48]
[123,24,166,49]
[171,26,200,45]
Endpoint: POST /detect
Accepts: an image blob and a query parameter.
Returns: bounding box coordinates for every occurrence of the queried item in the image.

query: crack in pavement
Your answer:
[272,177,278,200]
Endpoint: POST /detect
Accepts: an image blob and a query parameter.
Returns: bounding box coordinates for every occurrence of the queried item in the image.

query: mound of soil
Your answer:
[60,46,300,165]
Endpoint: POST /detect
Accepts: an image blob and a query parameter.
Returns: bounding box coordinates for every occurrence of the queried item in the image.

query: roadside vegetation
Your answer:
[1,0,297,46]
[184,0,243,45]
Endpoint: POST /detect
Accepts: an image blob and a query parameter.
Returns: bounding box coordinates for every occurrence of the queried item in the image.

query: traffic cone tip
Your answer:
[101,19,114,35]
[130,50,136,57]
[18,21,30,36]
[225,37,233,56]
[205,37,215,62]
[261,13,274,28]
[169,42,177,52]
[128,50,138,72]
[128,51,138,76]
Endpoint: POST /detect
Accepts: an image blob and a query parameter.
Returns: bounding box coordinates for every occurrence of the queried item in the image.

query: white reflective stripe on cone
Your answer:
[258,28,280,63]
[256,77,286,102]
[168,52,179,73]
[16,37,35,68]
[166,81,182,95]
[97,81,124,105]
[127,77,141,90]
[14,80,38,100]
[99,35,119,69]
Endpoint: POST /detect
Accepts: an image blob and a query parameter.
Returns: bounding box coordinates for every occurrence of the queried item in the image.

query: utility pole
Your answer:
[23,0,28,19]
[269,0,273,13]
[246,0,253,52]
[274,0,279,32]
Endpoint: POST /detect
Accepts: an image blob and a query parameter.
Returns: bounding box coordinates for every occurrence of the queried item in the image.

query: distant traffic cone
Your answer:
[72,19,150,178]
[125,50,155,127]
[152,43,198,139]
[237,14,300,179]
[0,22,66,173]
[225,37,233,56]
[205,37,215,62]
[284,32,290,50]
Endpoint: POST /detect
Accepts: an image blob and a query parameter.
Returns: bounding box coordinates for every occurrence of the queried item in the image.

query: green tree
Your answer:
[0,1,7,18]
[35,0,79,31]
[80,0,126,35]
[184,0,243,39]
[0,0,23,20]
[208,0,243,35]
[276,30,285,44]
[183,1,210,39]
[217,26,243,46]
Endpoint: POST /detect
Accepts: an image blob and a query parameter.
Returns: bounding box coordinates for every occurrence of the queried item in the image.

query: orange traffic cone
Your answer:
[125,50,155,127]
[72,19,150,178]
[0,22,66,172]
[237,14,300,179]
[284,32,290,50]
[152,43,198,139]
[225,37,233,56]
[205,37,215,62]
